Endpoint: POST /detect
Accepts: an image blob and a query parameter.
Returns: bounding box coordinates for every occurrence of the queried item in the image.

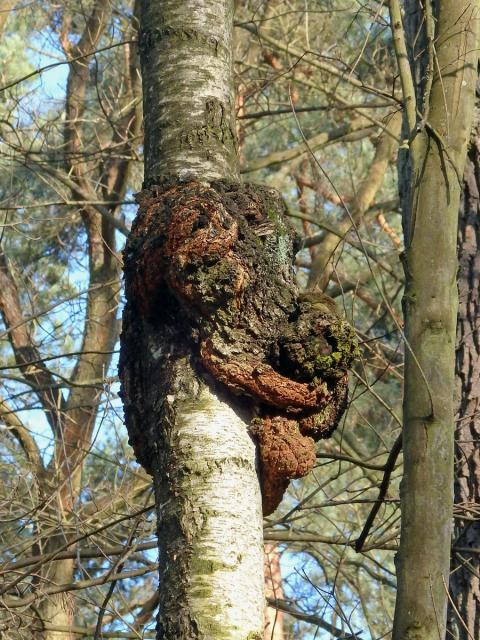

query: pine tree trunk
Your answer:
[264,545,285,640]
[36,558,74,640]
[448,80,480,640]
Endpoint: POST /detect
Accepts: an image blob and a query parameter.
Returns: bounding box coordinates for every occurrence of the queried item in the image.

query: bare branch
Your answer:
[355,434,403,552]
[0,247,62,434]
[267,598,362,639]
[0,395,42,471]
[242,120,376,173]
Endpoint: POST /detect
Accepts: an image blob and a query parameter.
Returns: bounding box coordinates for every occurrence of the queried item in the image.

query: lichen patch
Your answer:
[120,181,358,515]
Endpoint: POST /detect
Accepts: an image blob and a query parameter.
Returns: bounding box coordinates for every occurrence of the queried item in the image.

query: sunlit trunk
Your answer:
[120,2,265,637]
[392,3,478,639]
[448,85,480,640]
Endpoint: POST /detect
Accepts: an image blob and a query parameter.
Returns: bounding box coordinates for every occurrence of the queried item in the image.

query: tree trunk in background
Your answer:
[264,545,285,640]
[16,3,141,637]
[120,2,265,638]
[392,2,478,639]
[306,111,401,291]
[448,78,480,640]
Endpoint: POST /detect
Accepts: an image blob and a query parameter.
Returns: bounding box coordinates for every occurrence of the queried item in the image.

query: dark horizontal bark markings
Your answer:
[120,181,358,514]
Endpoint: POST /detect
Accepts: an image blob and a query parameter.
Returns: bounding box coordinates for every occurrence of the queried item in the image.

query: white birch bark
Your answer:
[134,1,265,637]
[166,387,265,637]
[140,0,239,183]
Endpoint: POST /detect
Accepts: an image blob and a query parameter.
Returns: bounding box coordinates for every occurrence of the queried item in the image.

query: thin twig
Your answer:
[355,434,403,552]
[389,0,417,133]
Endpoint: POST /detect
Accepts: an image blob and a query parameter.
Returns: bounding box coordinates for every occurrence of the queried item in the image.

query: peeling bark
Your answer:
[264,545,285,640]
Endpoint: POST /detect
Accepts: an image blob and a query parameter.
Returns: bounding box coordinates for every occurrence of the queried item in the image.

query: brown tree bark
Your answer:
[448,78,480,640]
[307,111,401,291]
[264,545,285,640]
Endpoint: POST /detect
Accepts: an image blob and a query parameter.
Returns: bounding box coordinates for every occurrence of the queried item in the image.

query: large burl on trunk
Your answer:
[120,180,357,515]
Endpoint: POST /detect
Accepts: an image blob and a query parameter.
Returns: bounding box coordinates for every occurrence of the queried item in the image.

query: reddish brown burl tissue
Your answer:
[120,181,358,515]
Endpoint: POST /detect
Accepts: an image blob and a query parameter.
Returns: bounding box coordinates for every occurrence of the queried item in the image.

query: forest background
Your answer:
[0,1,478,639]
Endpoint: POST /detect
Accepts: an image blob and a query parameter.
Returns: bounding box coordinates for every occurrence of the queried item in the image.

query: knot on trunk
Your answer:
[250,417,317,516]
[120,181,358,514]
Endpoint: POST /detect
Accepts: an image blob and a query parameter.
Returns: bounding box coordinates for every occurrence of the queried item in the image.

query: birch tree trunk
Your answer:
[120,2,265,638]
[120,2,359,637]
[119,2,359,637]
[391,2,479,639]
